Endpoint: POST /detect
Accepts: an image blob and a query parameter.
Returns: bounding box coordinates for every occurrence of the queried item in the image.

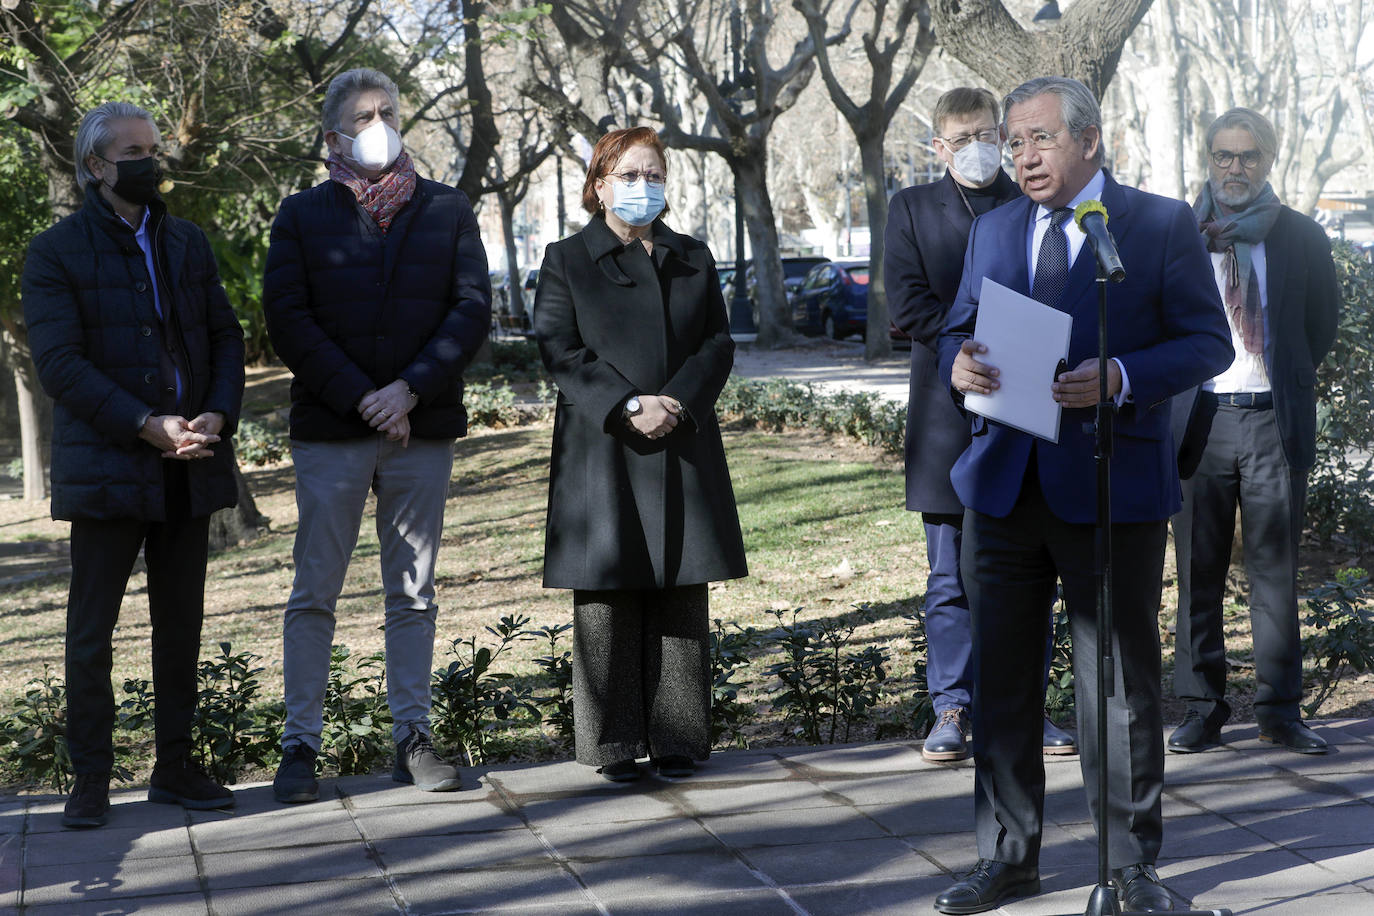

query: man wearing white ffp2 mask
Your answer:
[336,120,403,173]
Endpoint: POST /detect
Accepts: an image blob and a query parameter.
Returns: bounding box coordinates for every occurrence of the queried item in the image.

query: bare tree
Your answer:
[793,0,934,359]
[928,0,1155,98]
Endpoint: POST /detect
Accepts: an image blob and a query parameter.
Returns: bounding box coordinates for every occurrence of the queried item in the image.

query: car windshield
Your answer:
[783,260,826,280]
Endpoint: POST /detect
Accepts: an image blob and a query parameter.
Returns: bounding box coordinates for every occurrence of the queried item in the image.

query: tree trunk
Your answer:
[207,459,269,552]
[14,359,47,501]
[929,0,1155,98]
[733,155,793,349]
[857,134,892,360]
[498,192,527,323]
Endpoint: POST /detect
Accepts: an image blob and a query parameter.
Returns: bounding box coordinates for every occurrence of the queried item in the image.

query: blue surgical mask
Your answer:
[609,179,665,226]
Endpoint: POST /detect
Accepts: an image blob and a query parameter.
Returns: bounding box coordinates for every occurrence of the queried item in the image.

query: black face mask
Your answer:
[99,155,163,206]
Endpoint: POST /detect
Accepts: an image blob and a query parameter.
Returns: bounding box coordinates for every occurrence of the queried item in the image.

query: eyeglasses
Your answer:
[1006,129,1066,158]
[937,128,998,150]
[607,169,666,186]
[1210,149,1263,170]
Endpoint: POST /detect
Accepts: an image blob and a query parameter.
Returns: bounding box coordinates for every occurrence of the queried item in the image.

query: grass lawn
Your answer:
[2,388,1372,786]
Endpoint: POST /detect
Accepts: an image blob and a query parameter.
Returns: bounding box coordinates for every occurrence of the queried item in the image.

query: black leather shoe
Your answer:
[651,755,695,777]
[1167,710,1222,753]
[934,859,1040,914]
[1113,863,1174,912]
[1259,719,1329,755]
[148,757,235,810]
[1042,716,1077,755]
[597,759,641,782]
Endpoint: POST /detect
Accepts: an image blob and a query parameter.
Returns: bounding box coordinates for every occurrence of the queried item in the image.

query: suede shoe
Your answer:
[935,859,1040,914]
[1259,718,1329,755]
[62,772,110,829]
[1167,709,1223,754]
[1042,716,1077,755]
[923,707,971,762]
[652,755,695,777]
[394,728,463,791]
[148,757,235,810]
[1113,863,1174,912]
[597,759,641,782]
[273,742,319,804]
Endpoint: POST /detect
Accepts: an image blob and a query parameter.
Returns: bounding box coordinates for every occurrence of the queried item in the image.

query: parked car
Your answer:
[746,255,830,328]
[792,260,870,339]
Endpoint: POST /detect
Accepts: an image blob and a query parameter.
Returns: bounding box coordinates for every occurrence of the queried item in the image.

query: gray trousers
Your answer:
[283,436,455,750]
[571,585,711,766]
[1174,403,1306,728]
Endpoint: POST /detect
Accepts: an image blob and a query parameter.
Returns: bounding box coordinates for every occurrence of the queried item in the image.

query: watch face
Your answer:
[627,396,642,414]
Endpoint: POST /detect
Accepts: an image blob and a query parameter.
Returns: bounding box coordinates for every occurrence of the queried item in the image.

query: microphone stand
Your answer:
[1066,250,1232,916]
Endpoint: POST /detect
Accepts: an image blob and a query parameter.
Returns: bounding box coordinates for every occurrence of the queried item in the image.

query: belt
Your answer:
[1215,391,1272,409]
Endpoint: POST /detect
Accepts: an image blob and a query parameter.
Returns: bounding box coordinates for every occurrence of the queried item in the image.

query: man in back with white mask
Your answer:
[263,67,491,802]
[884,87,1076,763]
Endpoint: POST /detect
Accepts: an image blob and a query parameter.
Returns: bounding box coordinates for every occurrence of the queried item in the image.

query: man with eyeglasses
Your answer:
[1169,108,1339,759]
[885,87,1076,765]
[935,77,1232,914]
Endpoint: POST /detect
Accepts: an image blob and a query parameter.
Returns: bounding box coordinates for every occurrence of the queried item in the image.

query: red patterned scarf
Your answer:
[327,151,417,233]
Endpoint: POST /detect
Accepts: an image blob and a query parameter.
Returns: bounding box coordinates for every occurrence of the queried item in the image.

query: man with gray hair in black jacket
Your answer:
[23,100,245,828]
[264,67,491,803]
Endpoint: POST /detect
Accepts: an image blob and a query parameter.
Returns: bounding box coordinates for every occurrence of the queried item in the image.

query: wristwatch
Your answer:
[623,396,642,418]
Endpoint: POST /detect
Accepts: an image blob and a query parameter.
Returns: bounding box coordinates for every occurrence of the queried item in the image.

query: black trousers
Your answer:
[1173,403,1306,728]
[963,482,1167,870]
[66,462,209,774]
[570,584,710,766]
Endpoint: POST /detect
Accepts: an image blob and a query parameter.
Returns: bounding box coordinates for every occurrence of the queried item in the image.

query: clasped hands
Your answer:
[140,412,224,459]
[626,395,682,440]
[951,340,1121,408]
[358,379,418,447]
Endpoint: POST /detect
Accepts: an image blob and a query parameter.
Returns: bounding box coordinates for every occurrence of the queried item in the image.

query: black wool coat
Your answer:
[884,170,1021,514]
[263,177,491,441]
[535,216,748,590]
[22,185,245,522]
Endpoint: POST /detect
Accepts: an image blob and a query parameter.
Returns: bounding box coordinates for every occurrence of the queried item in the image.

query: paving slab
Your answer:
[390,863,590,913]
[741,836,943,885]
[23,853,202,905]
[24,891,209,914]
[373,829,555,872]
[210,878,398,915]
[336,773,495,808]
[537,816,723,859]
[201,841,383,889]
[599,887,798,915]
[189,803,361,853]
[350,796,524,839]
[699,804,888,848]
[566,847,768,897]
[814,768,974,807]
[510,785,684,826]
[780,742,928,776]
[672,777,849,816]
[784,874,955,916]
[22,823,192,865]
[1229,803,1374,848]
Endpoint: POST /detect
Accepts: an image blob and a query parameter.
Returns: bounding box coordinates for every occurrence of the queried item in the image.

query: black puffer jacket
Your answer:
[262,177,491,441]
[22,185,245,521]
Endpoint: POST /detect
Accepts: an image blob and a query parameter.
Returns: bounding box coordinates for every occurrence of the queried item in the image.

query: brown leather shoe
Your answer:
[934,859,1040,914]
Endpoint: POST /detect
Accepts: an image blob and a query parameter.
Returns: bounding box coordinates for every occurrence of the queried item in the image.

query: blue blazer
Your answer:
[937,173,1234,525]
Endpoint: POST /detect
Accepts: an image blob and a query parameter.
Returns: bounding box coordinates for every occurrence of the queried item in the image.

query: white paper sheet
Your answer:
[962,278,1073,443]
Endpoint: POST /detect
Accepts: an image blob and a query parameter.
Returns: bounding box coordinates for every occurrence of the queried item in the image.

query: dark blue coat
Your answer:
[263,177,491,440]
[885,170,1021,514]
[23,186,244,522]
[938,173,1234,524]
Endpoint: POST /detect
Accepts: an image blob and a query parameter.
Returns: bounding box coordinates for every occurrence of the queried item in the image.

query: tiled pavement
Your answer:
[3,719,1373,915]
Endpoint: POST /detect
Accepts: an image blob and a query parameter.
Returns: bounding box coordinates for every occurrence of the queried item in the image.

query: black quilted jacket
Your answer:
[22,185,245,522]
[262,177,491,441]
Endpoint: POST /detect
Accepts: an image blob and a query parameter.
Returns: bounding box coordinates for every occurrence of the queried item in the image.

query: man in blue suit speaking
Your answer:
[933,77,1233,915]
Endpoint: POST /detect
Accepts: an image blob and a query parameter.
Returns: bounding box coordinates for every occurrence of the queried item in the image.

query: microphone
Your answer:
[1073,200,1126,283]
